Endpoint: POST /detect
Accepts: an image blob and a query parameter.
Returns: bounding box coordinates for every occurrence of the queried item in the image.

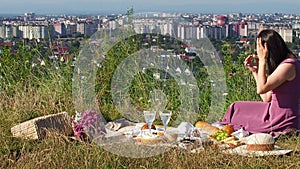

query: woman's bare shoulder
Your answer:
[276,60,296,81]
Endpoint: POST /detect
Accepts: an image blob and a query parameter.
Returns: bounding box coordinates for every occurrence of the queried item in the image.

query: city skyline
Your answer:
[0,0,300,15]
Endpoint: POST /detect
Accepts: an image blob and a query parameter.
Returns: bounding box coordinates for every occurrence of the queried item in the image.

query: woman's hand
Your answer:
[256,37,268,61]
[244,55,259,73]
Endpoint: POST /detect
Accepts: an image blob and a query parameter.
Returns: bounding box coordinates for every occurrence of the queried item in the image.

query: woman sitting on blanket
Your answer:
[218,29,300,137]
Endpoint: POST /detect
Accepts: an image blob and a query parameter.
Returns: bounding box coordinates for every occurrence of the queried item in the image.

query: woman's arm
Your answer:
[251,71,272,102]
[245,55,271,102]
[248,59,294,101]
[256,62,295,94]
[255,38,296,94]
[260,91,272,102]
[244,55,270,101]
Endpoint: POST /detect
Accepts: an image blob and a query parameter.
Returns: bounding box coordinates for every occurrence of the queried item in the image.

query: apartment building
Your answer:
[259,24,293,42]
[18,25,49,39]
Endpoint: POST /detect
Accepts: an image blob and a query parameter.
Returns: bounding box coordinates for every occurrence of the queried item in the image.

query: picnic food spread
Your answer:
[194,121,241,148]
[118,120,291,156]
[129,122,256,148]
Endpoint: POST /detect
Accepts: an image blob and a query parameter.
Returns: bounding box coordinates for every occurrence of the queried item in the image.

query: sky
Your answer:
[0,0,300,15]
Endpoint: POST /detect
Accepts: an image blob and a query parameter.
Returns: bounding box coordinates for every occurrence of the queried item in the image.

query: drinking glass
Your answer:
[143,110,156,134]
[159,110,172,133]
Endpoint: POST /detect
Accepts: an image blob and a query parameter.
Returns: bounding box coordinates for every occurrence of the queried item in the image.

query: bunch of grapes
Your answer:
[213,130,229,141]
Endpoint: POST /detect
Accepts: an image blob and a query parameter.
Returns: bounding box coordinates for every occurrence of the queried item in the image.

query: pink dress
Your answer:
[219,58,300,137]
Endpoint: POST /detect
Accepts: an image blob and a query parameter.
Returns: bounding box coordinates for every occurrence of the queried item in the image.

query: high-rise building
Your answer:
[0,25,14,39]
[12,26,20,38]
[76,21,85,35]
[198,25,228,40]
[66,22,77,36]
[247,21,260,30]
[24,12,35,22]
[133,18,176,36]
[84,22,97,36]
[159,21,173,36]
[76,21,97,36]
[234,20,248,37]
[53,23,66,38]
[19,25,49,39]
[225,24,236,37]
[0,25,5,38]
[258,24,293,43]
[108,20,118,30]
[216,15,228,26]
[278,28,293,43]
[199,25,209,39]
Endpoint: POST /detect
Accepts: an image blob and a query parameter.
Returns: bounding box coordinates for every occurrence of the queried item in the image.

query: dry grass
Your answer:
[1,133,299,169]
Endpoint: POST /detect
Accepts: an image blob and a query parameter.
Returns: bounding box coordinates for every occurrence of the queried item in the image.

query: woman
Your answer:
[219,29,300,137]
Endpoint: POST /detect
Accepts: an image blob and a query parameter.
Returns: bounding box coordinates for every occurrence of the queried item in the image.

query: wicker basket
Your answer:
[11,112,74,140]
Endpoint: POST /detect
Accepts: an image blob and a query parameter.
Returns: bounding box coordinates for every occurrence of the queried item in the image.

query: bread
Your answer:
[246,133,275,151]
[141,124,156,130]
[195,121,220,135]
[222,136,240,147]
[137,136,167,144]
[157,131,164,136]
[221,125,234,135]
[195,121,208,128]
[136,133,167,144]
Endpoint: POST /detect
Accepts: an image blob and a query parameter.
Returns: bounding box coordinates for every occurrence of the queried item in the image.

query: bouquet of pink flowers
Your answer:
[72,110,106,141]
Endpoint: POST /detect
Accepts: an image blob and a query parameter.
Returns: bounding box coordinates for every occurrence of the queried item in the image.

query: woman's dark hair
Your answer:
[257,29,295,74]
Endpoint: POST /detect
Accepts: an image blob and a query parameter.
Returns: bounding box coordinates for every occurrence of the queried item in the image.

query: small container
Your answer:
[232,128,249,139]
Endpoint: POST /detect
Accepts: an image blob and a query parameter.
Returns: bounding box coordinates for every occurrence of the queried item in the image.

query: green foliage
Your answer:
[95,33,210,122]
[0,35,261,122]
[0,41,72,94]
[221,41,261,109]
[0,40,75,121]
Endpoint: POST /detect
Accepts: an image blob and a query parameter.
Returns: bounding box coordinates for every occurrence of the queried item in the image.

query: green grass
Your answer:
[0,39,299,169]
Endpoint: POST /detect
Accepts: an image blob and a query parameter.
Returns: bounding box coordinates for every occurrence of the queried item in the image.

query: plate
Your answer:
[222,145,293,157]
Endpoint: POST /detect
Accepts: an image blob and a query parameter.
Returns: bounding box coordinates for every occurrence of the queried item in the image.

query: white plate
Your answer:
[222,145,293,157]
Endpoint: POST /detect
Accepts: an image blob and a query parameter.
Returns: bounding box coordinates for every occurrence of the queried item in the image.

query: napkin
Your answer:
[105,118,136,131]
[177,122,194,137]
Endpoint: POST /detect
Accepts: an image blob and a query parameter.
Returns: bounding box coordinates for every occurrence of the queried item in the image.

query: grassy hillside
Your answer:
[0,39,299,169]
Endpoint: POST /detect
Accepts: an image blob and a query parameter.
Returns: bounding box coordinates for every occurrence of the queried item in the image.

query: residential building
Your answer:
[53,22,66,38]
[77,21,97,36]
[259,24,293,42]
[234,20,248,37]
[19,25,49,39]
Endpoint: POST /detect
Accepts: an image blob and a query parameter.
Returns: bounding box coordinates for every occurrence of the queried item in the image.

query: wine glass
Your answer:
[143,110,156,134]
[159,110,172,133]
